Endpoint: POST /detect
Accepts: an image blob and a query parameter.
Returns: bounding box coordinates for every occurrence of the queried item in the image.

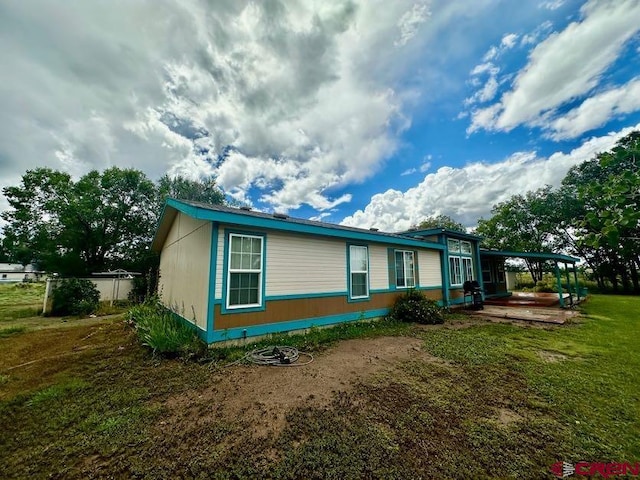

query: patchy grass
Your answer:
[0,326,27,338]
[0,295,638,478]
[0,283,45,321]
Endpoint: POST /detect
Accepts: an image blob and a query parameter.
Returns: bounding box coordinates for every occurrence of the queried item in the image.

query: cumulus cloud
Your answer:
[0,0,432,215]
[341,124,640,231]
[549,77,640,140]
[469,0,640,134]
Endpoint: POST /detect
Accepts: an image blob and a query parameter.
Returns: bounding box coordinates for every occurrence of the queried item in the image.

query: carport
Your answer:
[480,250,582,308]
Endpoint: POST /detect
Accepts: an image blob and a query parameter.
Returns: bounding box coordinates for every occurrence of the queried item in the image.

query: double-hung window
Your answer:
[395,250,415,288]
[449,256,462,285]
[448,239,473,286]
[227,234,263,309]
[349,245,369,299]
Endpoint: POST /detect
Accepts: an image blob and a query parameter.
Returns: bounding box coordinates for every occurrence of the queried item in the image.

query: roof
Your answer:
[151,198,446,252]
[400,227,482,241]
[480,249,579,263]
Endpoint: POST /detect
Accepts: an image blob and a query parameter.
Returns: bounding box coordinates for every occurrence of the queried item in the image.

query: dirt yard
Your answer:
[4,297,637,479]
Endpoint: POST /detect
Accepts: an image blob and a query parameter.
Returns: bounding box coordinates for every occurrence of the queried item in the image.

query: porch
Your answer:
[479,250,582,309]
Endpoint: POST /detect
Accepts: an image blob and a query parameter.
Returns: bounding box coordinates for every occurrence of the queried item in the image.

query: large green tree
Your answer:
[2,167,157,275]
[156,174,226,212]
[566,132,640,292]
[414,214,466,233]
[2,169,228,277]
[476,187,559,282]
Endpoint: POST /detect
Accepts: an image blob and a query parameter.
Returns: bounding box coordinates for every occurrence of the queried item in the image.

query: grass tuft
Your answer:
[127,302,205,358]
[0,326,27,338]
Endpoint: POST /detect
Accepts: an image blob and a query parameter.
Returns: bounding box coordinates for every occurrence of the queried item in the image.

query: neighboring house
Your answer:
[0,263,43,282]
[152,199,577,344]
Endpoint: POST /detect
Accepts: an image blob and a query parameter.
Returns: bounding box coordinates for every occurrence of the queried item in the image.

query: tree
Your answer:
[414,214,466,232]
[2,167,157,275]
[157,174,225,214]
[476,187,558,282]
[559,131,640,293]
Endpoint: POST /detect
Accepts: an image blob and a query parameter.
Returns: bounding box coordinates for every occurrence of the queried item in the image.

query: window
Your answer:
[349,245,369,299]
[463,257,473,284]
[461,241,472,255]
[447,239,460,253]
[481,259,492,283]
[496,263,505,283]
[395,250,415,288]
[227,234,263,308]
[449,256,462,285]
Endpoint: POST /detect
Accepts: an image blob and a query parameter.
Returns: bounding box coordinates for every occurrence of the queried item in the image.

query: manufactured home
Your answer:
[151,199,484,343]
[152,199,581,343]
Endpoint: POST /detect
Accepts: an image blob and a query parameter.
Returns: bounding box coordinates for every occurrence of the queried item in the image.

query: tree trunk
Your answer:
[630,260,640,294]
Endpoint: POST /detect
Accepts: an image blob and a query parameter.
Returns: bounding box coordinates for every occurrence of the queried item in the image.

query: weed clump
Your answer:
[388,289,444,325]
[51,278,100,316]
[127,302,204,358]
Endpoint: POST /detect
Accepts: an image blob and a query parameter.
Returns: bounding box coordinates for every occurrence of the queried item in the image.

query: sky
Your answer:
[1,0,640,233]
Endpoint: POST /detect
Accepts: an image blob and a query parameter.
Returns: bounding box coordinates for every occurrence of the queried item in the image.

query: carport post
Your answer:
[573,265,580,302]
[564,262,573,306]
[554,262,565,308]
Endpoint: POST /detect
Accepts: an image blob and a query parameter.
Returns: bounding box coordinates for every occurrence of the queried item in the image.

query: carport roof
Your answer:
[480,249,579,264]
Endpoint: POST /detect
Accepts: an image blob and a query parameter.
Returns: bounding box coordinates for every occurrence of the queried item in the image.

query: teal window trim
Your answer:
[207,223,219,332]
[347,243,370,302]
[221,229,267,314]
[394,249,416,289]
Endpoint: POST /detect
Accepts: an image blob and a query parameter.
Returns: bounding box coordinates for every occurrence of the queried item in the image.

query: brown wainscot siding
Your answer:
[214,289,442,330]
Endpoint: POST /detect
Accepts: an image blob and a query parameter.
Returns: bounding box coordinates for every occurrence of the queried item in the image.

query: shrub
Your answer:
[51,278,100,316]
[127,302,204,358]
[388,289,444,325]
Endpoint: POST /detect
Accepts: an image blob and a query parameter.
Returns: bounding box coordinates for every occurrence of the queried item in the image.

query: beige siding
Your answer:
[158,213,211,330]
[369,245,391,290]
[266,231,346,296]
[213,225,443,300]
[418,250,442,286]
[215,227,346,298]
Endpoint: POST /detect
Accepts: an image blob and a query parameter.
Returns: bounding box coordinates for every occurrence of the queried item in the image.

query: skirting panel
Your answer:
[213,289,442,330]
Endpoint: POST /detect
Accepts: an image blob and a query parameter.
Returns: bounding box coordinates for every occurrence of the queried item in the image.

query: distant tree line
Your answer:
[0,168,226,279]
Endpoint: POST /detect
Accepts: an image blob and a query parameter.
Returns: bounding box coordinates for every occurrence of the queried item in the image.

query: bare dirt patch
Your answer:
[0,318,128,399]
[538,350,568,362]
[162,336,438,438]
[497,407,523,426]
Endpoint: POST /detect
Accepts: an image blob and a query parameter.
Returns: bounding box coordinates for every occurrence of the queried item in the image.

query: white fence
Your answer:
[42,277,135,313]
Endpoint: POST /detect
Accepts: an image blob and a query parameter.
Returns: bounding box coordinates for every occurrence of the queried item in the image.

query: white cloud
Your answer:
[395,2,431,47]
[419,161,432,172]
[309,212,331,221]
[469,0,640,134]
[401,168,417,176]
[341,124,640,231]
[549,77,640,140]
[540,0,565,10]
[500,33,518,49]
[520,20,553,46]
[0,0,435,215]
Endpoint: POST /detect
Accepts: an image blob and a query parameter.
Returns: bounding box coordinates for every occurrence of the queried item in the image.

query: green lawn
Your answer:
[0,295,638,479]
[0,283,45,321]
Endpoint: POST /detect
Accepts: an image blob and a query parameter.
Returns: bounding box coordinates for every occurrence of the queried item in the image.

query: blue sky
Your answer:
[1,0,639,232]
